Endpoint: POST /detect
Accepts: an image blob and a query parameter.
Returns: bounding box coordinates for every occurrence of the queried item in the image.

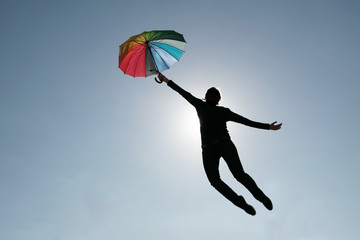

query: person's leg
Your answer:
[202,146,256,215]
[220,140,273,210]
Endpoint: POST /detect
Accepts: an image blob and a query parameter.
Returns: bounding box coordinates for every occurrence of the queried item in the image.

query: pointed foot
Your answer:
[260,196,273,211]
[236,196,256,216]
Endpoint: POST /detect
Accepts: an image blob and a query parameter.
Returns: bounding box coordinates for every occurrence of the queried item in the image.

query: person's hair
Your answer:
[205,87,221,105]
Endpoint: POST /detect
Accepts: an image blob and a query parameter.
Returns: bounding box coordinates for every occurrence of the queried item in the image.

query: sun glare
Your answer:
[176,107,201,144]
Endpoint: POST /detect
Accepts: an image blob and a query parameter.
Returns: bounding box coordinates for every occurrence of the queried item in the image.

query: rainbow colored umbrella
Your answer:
[119,30,186,79]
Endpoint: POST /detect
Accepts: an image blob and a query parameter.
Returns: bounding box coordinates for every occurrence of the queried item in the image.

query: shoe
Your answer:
[236,196,256,216]
[260,196,273,211]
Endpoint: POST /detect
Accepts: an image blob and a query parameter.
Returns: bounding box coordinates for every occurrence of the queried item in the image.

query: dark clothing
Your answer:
[167,80,270,148]
[202,139,267,206]
[167,80,271,209]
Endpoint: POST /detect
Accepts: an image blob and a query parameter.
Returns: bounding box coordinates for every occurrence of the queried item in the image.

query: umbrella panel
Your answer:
[151,42,184,61]
[145,47,157,76]
[150,44,178,73]
[119,44,146,77]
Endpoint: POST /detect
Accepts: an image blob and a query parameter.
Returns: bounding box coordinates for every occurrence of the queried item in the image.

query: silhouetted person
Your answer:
[158,73,282,216]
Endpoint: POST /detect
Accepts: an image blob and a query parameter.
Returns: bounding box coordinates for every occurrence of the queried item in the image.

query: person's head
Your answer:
[205,87,221,105]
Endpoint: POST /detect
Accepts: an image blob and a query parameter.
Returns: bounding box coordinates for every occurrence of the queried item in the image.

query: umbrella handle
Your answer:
[154,77,162,84]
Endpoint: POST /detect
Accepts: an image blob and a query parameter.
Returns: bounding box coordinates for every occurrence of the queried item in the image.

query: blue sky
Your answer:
[1,0,359,239]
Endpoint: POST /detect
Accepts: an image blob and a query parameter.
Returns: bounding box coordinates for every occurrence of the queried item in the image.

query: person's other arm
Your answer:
[227,110,282,130]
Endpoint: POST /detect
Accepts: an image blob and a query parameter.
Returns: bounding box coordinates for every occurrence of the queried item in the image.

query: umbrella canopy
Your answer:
[119,30,186,77]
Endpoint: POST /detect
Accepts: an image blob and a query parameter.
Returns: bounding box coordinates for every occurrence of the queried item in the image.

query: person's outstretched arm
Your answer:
[157,73,200,107]
[228,110,282,131]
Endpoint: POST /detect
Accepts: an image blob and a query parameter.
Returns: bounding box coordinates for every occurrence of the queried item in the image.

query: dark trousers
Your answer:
[202,139,268,206]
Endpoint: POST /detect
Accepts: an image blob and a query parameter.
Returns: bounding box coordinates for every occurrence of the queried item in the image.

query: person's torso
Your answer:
[195,102,231,146]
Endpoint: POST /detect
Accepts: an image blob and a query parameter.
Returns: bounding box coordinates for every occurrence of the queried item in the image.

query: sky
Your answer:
[1,0,359,239]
